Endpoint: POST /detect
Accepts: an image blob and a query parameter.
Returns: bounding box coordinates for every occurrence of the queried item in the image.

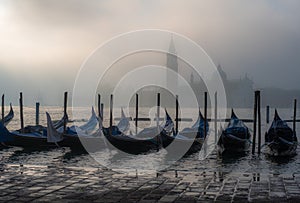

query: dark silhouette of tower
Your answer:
[166,36,178,92]
[163,36,179,108]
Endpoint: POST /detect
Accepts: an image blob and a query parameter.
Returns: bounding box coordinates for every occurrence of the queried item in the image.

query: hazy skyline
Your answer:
[1,0,300,105]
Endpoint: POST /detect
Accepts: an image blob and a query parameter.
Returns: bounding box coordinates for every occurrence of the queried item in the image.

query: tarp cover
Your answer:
[46,112,64,143]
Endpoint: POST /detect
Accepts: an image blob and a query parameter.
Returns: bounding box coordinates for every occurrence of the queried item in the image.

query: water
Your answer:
[1,106,300,176]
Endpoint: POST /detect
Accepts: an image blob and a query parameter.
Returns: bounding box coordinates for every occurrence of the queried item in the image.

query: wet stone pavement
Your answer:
[1,164,300,202]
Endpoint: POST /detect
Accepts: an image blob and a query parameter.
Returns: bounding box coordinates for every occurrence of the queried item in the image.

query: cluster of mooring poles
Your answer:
[12,92,69,134]
[1,90,298,157]
[104,92,210,139]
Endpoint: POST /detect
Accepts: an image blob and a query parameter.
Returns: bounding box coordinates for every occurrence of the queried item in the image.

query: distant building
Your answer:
[188,64,254,108]
[131,37,256,108]
[217,65,254,107]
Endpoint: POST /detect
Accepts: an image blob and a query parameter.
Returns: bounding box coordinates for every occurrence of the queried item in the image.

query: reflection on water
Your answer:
[265,153,297,165]
[2,144,300,176]
[218,151,249,165]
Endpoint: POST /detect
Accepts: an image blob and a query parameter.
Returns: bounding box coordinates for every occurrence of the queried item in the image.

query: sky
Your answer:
[0,0,300,105]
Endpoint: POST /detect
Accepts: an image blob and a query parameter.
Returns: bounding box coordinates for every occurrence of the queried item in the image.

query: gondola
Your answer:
[179,110,208,139]
[99,109,175,154]
[102,127,167,155]
[60,107,99,135]
[0,104,14,127]
[0,112,69,149]
[123,109,206,156]
[47,109,172,154]
[101,111,174,155]
[55,108,131,152]
[0,106,13,148]
[0,121,13,149]
[161,110,207,156]
[217,109,251,154]
[265,110,297,156]
[47,108,134,153]
[175,110,207,155]
[135,109,173,139]
[0,110,70,149]
[46,112,104,152]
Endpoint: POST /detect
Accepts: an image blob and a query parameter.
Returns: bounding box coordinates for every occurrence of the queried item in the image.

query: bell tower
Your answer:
[166,36,178,92]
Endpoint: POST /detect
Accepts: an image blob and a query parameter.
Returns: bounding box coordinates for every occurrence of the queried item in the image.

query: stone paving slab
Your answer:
[0,164,300,202]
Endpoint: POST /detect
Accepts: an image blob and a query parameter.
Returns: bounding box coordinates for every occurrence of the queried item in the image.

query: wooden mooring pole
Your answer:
[214,92,218,143]
[35,102,40,126]
[1,94,4,121]
[257,91,261,155]
[101,103,104,121]
[156,93,161,149]
[63,92,68,133]
[19,92,24,133]
[293,99,297,135]
[97,94,101,119]
[204,92,208,139]
[135,93,138,134]
[175,95,179,135]
[252,91,258,155]
[266,105,270,124]
[110,94,113,130]
[157,93,160,126]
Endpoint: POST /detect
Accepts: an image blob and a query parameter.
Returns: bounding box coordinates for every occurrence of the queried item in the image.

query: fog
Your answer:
[0,0,300,106]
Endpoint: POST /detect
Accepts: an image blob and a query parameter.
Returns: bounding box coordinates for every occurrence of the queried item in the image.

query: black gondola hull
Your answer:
[61,135,104,152]
[264,110,298,157]
[103,134,160,155]
[4,132,103,152]
[218,132,251,154]
[102,127,175,155]
[265,140,297,157]
[5,132,58,149]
